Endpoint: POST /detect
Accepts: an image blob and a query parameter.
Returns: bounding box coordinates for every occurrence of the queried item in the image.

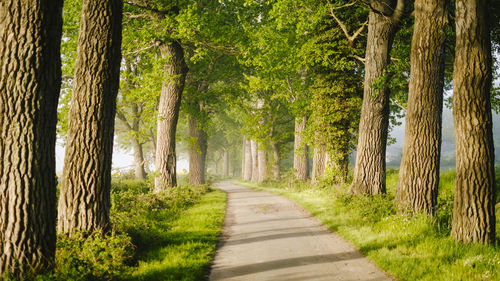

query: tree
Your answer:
[294,117,309,180]
[154,40,188,191]
[395,0,447,215]
[350,0,405,195]
[451,0,496,244]
[0,0,63,276]
[58,0,123,235]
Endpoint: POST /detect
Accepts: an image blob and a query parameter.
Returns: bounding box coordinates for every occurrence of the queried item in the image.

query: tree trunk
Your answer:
[395,0,446,215]
[294,117,309,181]
[312,146,327,183]
[132,138,147,180]
[241,136,246,177]
[154,41,188,192]
[251,139,259,182]
[58,0,122,236]
[223,150,230,177]
[258,147,267,182]
[451,0,496,244]
[243,139,253,181]
[349,0,404,195]
[0,0,62,276]
[189,116,207,185]
[270,142,281,181]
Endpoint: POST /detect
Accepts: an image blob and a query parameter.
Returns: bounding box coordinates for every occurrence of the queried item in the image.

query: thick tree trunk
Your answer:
[223,150,230,177]
[189,116,207,185]
[270,142,281,181]
[294,117,309,181]
[58,0,122,236]
[396,0,446,215]
[0,0,62,276]
[258,147,267,182]
[132,138,147,180]
[243,139,253,181]
[451,0,496,244]
[350,0,404,195]
[312,146,327,183]
[154,41,188,192]
[251,139,259,182]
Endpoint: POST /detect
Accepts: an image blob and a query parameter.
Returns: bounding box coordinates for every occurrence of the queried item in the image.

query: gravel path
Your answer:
[209,181,394,281]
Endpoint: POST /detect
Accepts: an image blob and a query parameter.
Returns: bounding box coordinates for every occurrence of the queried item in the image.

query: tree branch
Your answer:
[328,1,367,45]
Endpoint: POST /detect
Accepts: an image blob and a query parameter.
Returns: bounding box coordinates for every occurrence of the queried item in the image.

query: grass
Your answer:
[126,190,226,281]
[34,179,226,281]
[237,169,500,281]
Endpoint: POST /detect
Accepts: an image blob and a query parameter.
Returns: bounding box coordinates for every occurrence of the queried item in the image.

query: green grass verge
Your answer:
[237,169,500,281]
[35,180,226,281]
[127,190,226,281]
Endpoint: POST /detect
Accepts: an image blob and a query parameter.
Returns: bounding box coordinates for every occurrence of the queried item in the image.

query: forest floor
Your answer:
[209,181,392,281]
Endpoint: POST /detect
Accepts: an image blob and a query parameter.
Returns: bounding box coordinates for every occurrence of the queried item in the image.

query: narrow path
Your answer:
[209,181,393,281]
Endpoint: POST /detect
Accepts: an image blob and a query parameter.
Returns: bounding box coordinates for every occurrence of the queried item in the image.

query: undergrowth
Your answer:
[32,179,225,281]
[240,168,500,281]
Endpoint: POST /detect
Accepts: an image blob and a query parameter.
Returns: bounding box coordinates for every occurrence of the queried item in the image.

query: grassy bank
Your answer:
[238,169,500,281]
[36,180,226,281]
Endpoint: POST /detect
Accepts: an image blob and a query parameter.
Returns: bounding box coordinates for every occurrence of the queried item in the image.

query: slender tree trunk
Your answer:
[223,150,230,177]
[243,139,253,181]
[451,0,496,244]
[58,0,122,236]
[251,139,259,182]
[132,138,147,180]
[312,146,327,183]
[396,0,446,215]
[350,0,404,195]
[258,147,267,182]
[271,142,281,181]
[0,0,62,276]
[241,136,246,177]
[154,41,188,192]
[294,117,309,181]
[188,116,207,185]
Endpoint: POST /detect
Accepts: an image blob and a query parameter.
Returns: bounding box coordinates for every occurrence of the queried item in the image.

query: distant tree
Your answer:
[0,0,63,276]
[58,0,123,235]
[451,0,496,244]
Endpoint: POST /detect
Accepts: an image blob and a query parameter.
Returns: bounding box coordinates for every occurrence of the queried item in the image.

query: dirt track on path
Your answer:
[209,181,394,281]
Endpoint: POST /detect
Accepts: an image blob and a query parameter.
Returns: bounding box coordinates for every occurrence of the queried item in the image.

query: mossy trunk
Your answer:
[154,41,188,191]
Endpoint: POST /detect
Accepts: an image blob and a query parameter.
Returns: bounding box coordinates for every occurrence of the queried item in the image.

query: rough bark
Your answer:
[270,142,281,181]
[223,150,230,177]
[451,0,496,244]
[243,139,253,181]
[251,139,259,182]
[258,147,267,182]
[350,0,404,195]
[188,116,207,186]
[154,40,188,192]
[58,0,122,236]
[294,117,309,181]
[0,0,62,276]
[395,0,446,215]
[312,146,327,183]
